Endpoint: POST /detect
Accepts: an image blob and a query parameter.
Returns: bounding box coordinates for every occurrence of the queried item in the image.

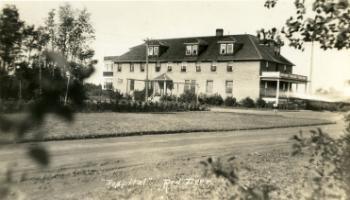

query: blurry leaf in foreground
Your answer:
[27,145,50,167]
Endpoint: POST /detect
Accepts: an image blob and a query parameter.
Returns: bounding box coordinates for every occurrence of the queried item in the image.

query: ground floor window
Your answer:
[129,79,135,91]
[206,80,213,93]
[226,80,233,94]
[184,80,196,93]
[104,78,113,90]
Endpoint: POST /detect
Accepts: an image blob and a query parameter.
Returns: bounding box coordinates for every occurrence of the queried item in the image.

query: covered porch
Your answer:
[126,73,200,102]
[260,72,308,106]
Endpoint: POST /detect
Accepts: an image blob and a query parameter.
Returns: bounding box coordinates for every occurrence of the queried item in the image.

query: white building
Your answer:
[103,29,307,104]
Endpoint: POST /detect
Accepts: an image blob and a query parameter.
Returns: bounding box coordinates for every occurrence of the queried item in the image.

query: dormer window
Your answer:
[185,45,198,56]
[148,46,159,56]
[220,43,234,55]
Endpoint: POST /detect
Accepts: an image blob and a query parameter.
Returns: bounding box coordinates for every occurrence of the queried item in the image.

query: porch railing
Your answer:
[261,72,307,82]
[260,88,290,98]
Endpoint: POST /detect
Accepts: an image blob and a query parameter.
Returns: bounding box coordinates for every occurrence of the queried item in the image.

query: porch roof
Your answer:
[153,73,172,81]
[260,72,308,83]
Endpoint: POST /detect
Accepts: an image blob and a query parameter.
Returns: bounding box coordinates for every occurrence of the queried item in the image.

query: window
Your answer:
[184,80,190,91]
[129,79,135,91]
[105,63,113,72]
[184,80,196,93]
[130,63,134,72]
[220,44,227,54]
[226,80,233,94]
[266,61,269,68]
[227,43,234,54]
[181,65,186,72]
[148,47,154,56]
[196,64,201,72]
[220,43,234,55]
[227,65,233,72]
[155,63,161,72]
[167,65,172,72]
[104,78,113,90]
[148,46,159,56]
[186,46,192,55]
[185,45,198,56]
[283,65,287,72]
[140,64,145,72]
[154,46,159,56]
[211,63,217,72]
[206,80,213,94]
[190,80,196,93]
[192,45,198,55]
[117,64,122,72]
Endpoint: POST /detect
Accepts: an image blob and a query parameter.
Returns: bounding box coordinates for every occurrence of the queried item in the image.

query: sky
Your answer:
[1,0,350,97]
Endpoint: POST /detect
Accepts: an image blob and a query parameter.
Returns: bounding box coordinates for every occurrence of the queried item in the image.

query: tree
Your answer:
[263,0,350,50]
[45,9,56,52]
[0,5,24,71]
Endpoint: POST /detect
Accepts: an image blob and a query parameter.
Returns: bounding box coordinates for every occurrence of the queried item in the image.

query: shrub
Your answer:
[160,94,177,102]
[179,90,197,103]
[256,98,266,108]
[133,88,154,101]
[198,93,224,106]
[239,97,255,108]
[224,96,236,106]
[207,93,224,106]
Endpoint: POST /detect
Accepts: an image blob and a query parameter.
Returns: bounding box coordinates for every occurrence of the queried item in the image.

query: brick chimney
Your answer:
[216,28,224,37]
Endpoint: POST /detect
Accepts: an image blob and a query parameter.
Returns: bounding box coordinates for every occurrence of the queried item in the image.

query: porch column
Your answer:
[176,83,179,102]
[287,82,291,98]
[296,83,299,93]
[126,79,129,94]
[275,79,280,106]
[163,79,167,96]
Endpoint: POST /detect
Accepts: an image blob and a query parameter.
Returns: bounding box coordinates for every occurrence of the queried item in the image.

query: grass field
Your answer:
[9,111,333,141]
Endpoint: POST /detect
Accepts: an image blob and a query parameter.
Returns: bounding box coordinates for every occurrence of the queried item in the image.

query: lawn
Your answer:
[13,111,333,141]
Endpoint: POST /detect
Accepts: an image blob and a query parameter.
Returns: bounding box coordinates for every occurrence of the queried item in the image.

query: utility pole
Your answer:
[145,38,149,102]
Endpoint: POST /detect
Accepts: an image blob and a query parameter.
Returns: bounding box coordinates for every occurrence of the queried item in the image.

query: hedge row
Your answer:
[76,100,208,112]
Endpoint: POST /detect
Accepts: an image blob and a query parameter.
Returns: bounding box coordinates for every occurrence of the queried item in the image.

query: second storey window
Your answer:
[181,65,186,72]
[130,63,134,72]
[155,63,161,72]
[227,65,233,72]
[211,63,217,72]
[140,64,145,72]
[196,64,201,72]
[220,43,234,55]
[167,65,172,72]
[117,64,122,72]
[185,45,198,56]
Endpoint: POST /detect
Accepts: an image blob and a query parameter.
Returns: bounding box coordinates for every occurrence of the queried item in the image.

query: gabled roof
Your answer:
[153,73,172,81]
[106,34,294,66]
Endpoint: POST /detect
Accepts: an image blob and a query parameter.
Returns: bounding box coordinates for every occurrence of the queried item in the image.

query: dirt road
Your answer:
[0,111,346,199]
